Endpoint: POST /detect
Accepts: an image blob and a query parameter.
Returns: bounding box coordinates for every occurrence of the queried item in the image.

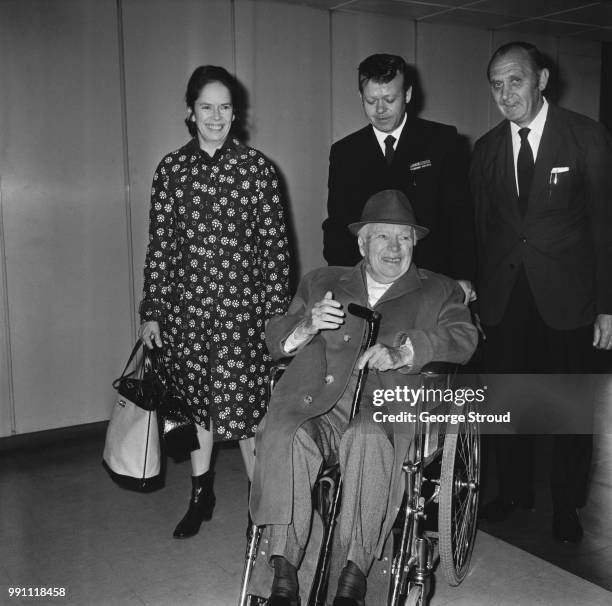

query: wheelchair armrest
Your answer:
[268,358,292,393]
[420,361,457,377]
[270,358,291,376]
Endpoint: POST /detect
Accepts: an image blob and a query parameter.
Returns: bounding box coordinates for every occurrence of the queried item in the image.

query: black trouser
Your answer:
[482,267,593,515]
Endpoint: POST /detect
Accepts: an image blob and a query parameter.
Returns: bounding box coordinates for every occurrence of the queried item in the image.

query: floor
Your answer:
[477,373,612,593]
[1,428,611,606]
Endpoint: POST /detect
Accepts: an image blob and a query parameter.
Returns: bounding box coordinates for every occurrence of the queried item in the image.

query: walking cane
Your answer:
[307,303,381,606]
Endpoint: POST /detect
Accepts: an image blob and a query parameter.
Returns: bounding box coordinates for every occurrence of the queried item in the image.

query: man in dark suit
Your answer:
[322,53,476,303]
[471,41,612,542]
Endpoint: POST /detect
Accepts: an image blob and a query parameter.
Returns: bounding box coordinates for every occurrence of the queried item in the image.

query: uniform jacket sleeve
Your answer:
[437,128,477,281]
[322,142,358,266]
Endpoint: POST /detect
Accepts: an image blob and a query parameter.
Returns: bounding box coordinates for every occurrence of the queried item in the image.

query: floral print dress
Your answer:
[140,138,290,441]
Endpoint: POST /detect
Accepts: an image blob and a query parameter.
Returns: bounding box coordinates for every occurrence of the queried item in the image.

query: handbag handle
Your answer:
[112,339,163,390]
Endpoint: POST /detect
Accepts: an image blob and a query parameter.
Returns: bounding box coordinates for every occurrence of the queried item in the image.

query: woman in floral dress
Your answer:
[139,65,290,538]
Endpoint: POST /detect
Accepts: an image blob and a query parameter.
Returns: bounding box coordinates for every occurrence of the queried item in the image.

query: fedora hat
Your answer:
[348,189,429,239]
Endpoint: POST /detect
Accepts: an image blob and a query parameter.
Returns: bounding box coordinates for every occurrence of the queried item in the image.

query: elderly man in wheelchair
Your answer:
[248,189,478,606]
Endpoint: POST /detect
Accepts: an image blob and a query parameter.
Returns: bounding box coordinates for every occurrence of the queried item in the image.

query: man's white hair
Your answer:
[357,224,372,239]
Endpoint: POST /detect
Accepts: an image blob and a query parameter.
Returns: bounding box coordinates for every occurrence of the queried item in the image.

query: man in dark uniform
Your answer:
[322,53,476,303]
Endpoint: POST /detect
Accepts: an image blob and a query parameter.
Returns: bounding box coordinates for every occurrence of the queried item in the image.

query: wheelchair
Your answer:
[238,332,480,606]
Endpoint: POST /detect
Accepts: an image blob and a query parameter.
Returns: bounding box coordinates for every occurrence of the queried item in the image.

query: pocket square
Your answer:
[410,159,432,171]
[549,166,570,185]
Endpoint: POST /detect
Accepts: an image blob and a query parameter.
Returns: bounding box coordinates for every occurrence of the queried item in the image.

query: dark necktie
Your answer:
[384,135,396,165]
[517,127,534,215]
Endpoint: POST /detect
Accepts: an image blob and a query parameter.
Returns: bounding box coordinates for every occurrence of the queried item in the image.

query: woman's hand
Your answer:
[140,321,162,349]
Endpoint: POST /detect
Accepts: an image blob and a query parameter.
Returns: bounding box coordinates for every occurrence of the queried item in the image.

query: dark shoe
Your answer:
[268,556,299,606]
[173,471,216,539]
[333,561,366,606]
[552,512,583,543]
[478,496,517,522]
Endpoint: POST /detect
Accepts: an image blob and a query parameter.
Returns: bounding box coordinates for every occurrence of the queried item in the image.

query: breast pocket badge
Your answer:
[409,159,432,171]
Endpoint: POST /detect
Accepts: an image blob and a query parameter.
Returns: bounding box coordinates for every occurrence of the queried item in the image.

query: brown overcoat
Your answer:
[250,262,477,557]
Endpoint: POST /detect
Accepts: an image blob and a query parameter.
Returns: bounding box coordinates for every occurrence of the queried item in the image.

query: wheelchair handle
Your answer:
[347,303,381,324]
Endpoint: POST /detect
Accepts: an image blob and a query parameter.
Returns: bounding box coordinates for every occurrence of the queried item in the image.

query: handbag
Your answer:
[102,340,164,492]
[158,387,200,462]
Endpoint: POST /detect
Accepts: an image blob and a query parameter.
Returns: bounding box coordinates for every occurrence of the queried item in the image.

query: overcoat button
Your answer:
[324,375,334,384]
[343,334,351,342]
[303,395,313,404]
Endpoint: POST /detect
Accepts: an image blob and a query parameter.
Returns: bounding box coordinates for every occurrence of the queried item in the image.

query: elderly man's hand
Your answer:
[357,343,412,372]
[294,291,345,340]
[593,314,612,350]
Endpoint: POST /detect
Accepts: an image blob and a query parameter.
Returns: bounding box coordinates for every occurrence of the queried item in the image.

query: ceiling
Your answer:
[272,1,612,42]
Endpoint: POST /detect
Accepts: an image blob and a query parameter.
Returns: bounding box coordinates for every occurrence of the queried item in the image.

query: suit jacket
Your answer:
[250,262,477,557]
[322,115,475,280]
[471,104,612,329]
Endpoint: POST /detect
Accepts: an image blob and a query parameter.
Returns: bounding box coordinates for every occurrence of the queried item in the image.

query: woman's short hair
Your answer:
[184,65,247,140]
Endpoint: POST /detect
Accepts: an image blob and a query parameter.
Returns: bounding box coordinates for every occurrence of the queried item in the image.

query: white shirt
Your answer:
[510,98,548,194]
[372,112,407,156]
[365,273,393,307]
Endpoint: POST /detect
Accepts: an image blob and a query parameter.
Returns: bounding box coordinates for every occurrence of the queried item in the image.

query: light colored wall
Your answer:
[331,12,416,143]
[417,23,491,144]
[0,0,130,434]
[558,38,602,121]
[235,0,331,276]
[0,188,13,435]
[0,0,603,435]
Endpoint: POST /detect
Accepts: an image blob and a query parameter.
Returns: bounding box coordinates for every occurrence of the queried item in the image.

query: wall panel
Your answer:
[331,12,416,143]
[417,23,491,144]
[0,187,13,437]
[558,38,601,120]
[0,0,130,432]
[122,0,234,316]
[235,0,331,276]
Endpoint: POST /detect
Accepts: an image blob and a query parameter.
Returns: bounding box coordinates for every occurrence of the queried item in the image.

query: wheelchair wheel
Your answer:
[438,407,480,586]
[404,584,424,606]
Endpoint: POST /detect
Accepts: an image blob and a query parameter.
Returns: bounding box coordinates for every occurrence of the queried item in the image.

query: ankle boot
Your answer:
[173,471,216,539]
